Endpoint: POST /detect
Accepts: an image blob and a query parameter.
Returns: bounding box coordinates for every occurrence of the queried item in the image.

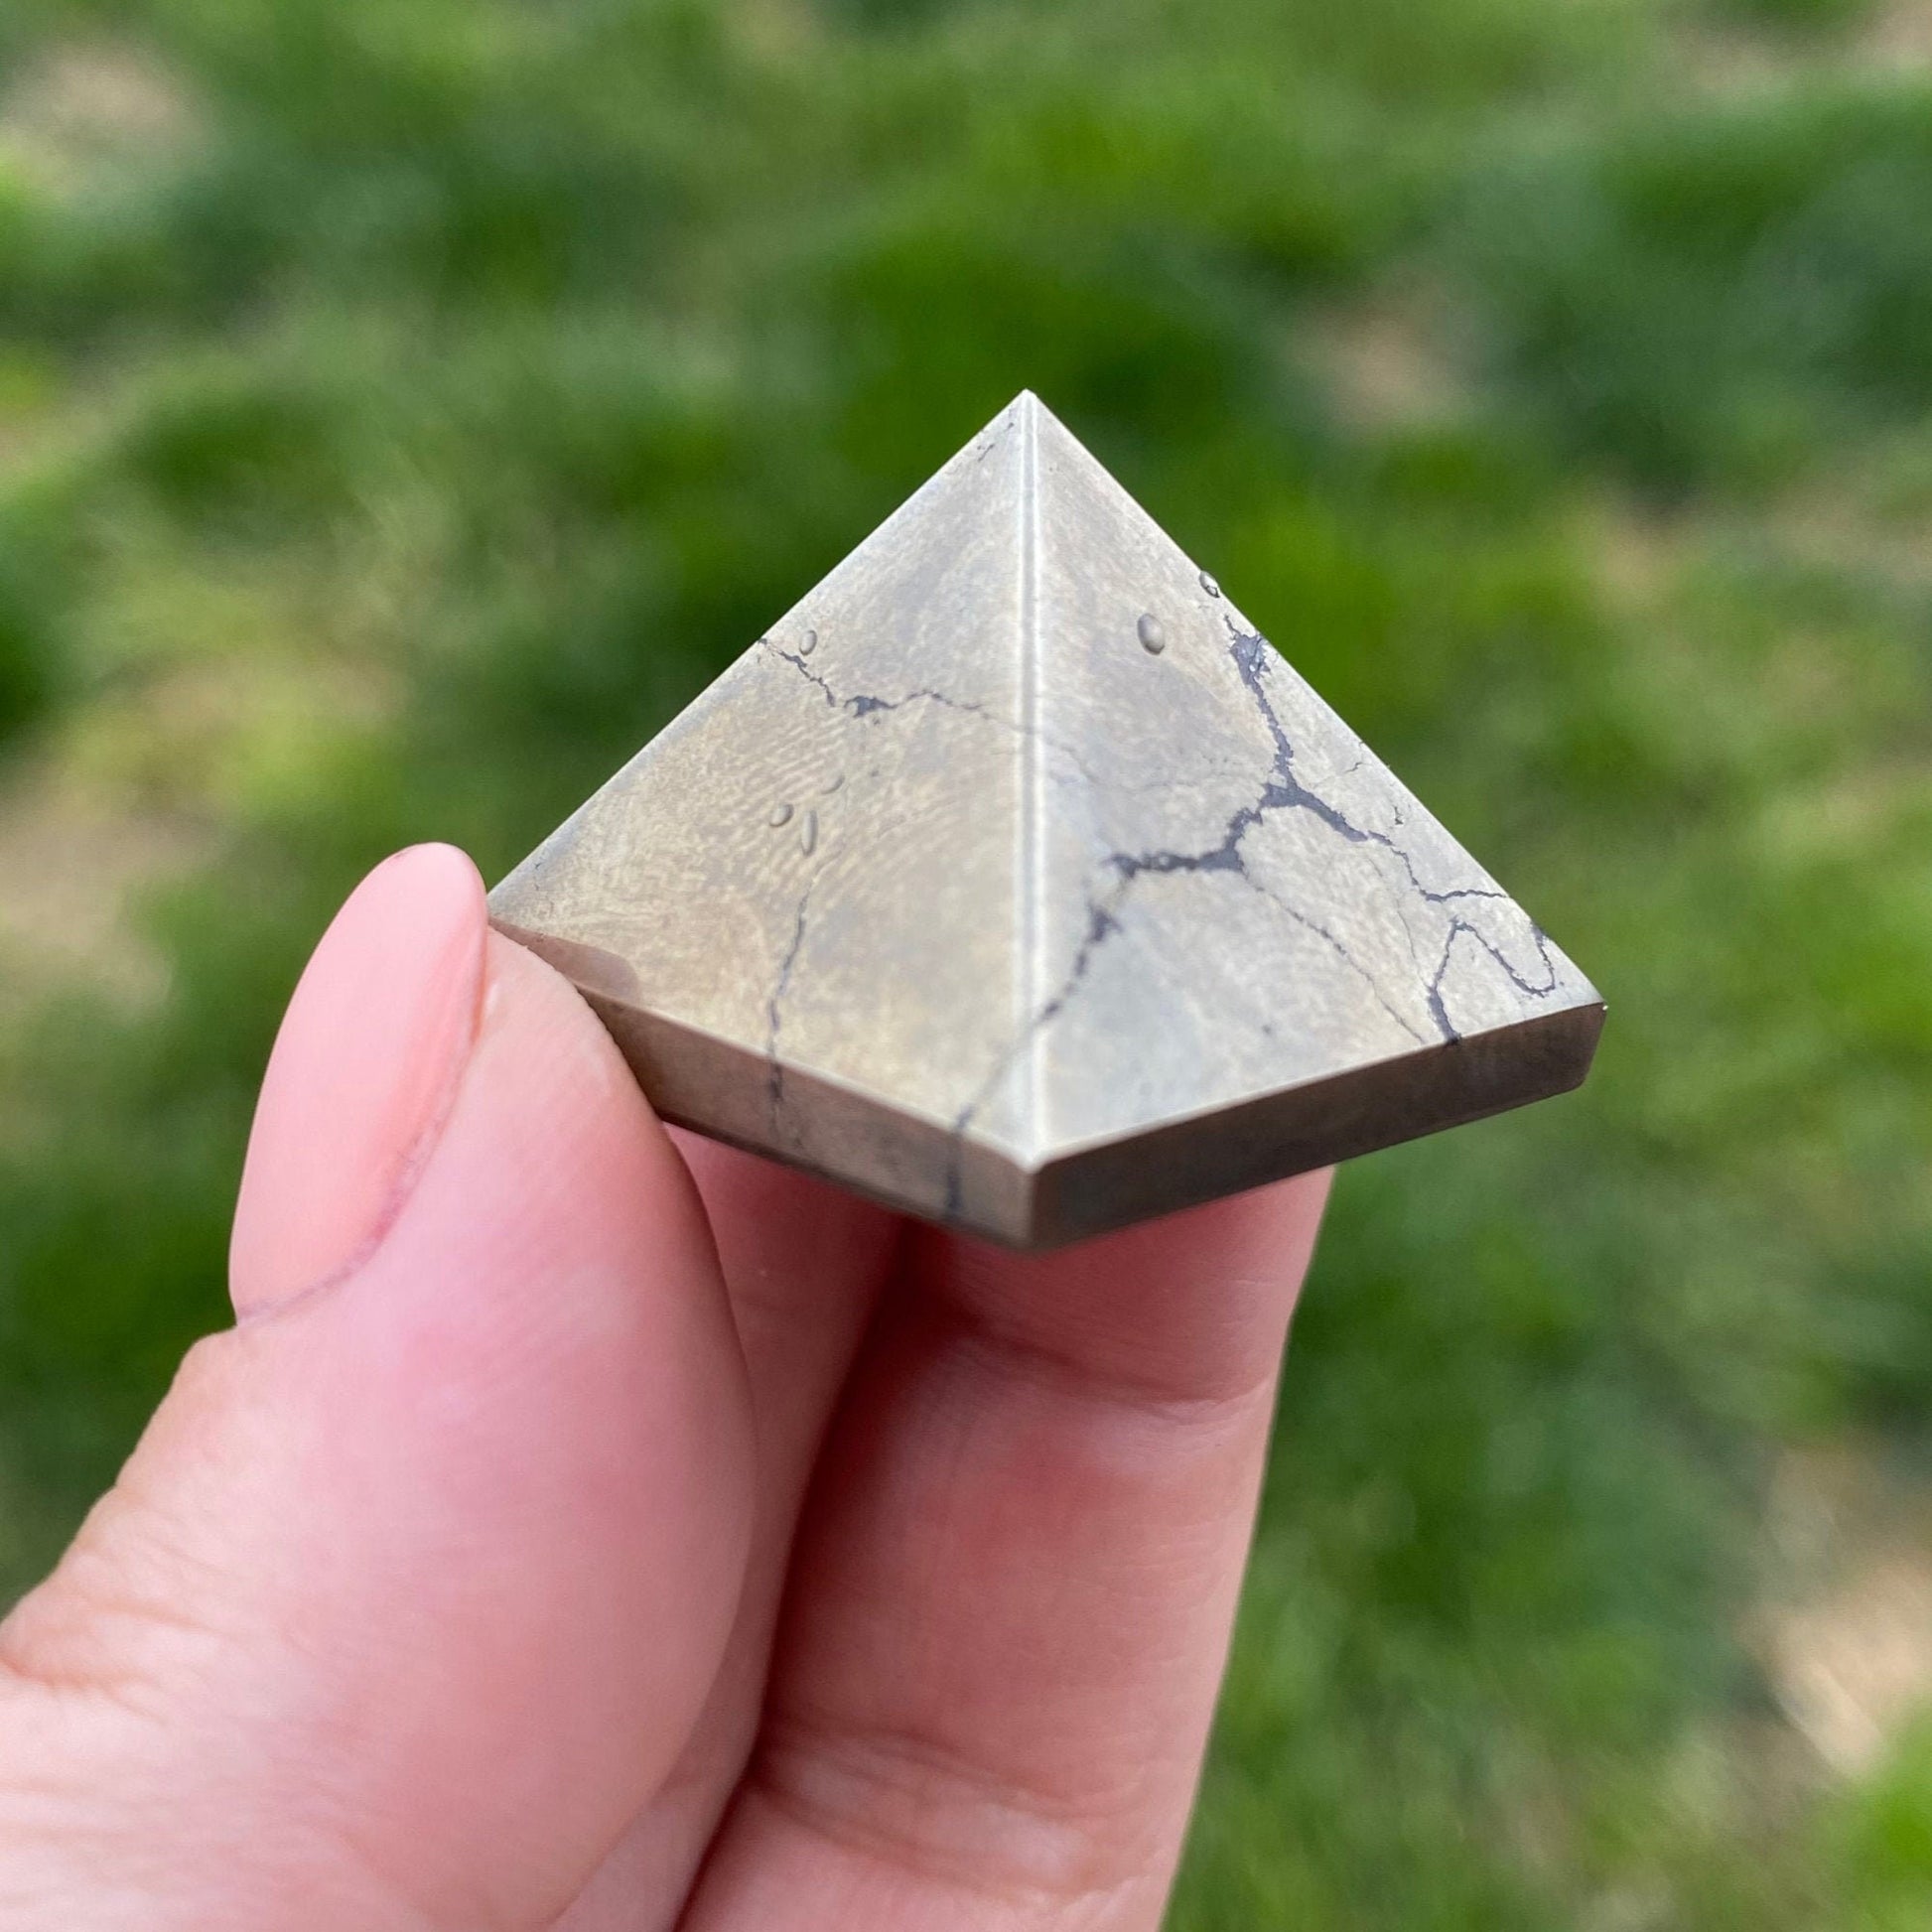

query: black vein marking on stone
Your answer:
[1223,620,1542,919]
[766,643,842,709]
[761,637,1104,784]
[940,885,1129,1221]
[1220,616,1564,1022]
[847,686,988,722]
[1096,804,1428,1049]
[1227,868,1429,1046]
[1423,914,1564,1043]
[1424,922,1467,1042]
[764,871,820,1143]
[938,616,1577,1215]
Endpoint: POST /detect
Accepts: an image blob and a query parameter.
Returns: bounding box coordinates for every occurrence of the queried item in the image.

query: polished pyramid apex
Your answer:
[490,392,1603,1246]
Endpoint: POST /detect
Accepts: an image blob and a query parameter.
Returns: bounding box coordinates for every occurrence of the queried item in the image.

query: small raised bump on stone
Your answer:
[799,627,819,656]
[768,801,793,827]
[821,771,844,793]
[1137,612,1166,654]
[799,808,818,855]
[1199,571,1221,598]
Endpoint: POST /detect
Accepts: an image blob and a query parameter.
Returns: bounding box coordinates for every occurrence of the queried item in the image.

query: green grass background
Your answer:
[3,0,1932,1922]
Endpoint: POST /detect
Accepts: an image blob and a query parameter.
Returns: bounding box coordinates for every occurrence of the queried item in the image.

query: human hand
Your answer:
[0,843,1328,1930]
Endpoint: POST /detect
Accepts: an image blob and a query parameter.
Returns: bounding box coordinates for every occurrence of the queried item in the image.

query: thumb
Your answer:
[0,845,755,1931]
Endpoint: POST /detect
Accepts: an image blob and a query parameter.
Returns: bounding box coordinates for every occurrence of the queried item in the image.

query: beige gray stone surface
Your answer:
[490,393,1603,1246]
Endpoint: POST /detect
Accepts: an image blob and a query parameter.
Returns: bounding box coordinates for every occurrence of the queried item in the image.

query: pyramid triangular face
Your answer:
[489,393,1602,1246]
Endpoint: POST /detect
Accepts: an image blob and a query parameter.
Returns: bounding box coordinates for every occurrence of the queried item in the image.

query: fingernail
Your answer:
[229,844,487,1316]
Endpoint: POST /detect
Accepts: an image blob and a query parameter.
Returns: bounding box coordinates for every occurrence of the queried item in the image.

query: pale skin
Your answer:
[0,844,1329,1930]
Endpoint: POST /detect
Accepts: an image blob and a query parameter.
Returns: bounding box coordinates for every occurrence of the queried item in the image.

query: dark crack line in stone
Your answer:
[1424,921,1468,1043]
[766,643,842,709]
[847,685,989,722]
[764,870,820,1144]
[1226,867,1430,1047]
[819,607,1571,1216]
[941,883,1129,1221]
[943,611,1581,1208]
[944,621,1516,1195]
[1097,810,1429,1050]
[1421,910,1569,1043]
[761,639,1105,786]
[1220,616,1564,1027]
[941,615,1578,1218]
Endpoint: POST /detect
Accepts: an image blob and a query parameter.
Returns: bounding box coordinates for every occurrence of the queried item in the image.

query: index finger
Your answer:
[683,1168,1329,1932]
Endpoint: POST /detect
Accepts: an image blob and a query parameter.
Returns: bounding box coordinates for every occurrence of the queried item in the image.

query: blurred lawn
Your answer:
[4,0,1932,1923]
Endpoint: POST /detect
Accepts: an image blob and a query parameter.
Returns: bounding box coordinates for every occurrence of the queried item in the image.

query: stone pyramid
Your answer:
[489,393,1603,1247]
